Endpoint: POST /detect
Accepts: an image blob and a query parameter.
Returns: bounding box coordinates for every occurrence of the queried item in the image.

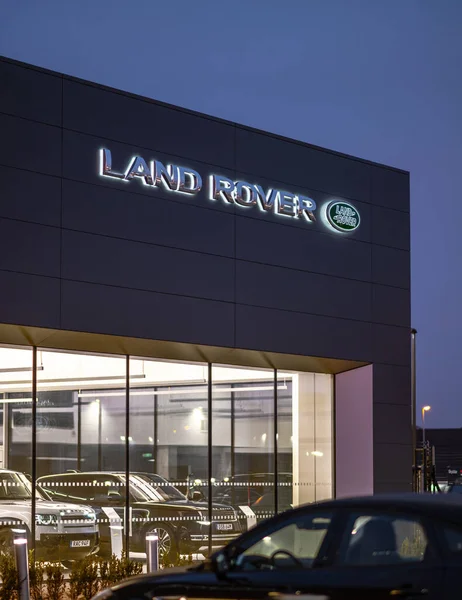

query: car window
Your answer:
[337,513,428,566]
[38,476,72,500]
[233,512,332,570]
[443,525,462,553]
[40,475,124,502]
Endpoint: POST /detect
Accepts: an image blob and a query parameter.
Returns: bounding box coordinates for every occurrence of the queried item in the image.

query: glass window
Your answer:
[129,357,209,563]
[212,365,276,534]
[339,514,428,566]
[0,341,336,570]
[36,350,126,567]
[284,372,333,508]
[0,345,32,552]
[443,525,462,553]
[234,512,332,570]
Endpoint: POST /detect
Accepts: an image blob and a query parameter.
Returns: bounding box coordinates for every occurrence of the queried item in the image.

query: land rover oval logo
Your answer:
[327,201,360,232]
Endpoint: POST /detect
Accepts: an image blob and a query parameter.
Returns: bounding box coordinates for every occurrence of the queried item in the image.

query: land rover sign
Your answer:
[98,148,361,233]
[326,201,360,232]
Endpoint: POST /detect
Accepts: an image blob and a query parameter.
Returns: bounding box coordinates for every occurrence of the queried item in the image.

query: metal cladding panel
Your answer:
[0,57,410,362]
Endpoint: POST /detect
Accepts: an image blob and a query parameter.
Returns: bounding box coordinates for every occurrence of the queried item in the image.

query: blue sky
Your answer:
[1,0,461,427]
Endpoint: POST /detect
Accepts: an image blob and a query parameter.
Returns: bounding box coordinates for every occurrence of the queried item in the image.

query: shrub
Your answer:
[29,552,45,600]
[0,551,145,599]
[46,563,65,600]
[0,552,18,600]
[69,556,99,600]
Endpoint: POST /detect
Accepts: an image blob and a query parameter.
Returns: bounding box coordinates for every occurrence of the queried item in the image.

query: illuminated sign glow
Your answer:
[98,148,360,232]
[326,201,360,232]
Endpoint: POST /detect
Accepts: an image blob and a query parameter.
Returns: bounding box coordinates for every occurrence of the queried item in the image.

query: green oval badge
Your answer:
[327,201,360,232]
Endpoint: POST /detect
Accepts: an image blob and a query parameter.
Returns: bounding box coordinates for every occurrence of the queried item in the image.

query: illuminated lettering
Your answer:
[98,149,360,232]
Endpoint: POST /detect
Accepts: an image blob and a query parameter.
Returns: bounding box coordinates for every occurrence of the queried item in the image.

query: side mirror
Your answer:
[210,549,230,578]
[192,490,203,501]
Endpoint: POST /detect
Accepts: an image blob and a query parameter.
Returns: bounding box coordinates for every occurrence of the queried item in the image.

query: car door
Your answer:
[303,509,445,599]
[433,520,462,598]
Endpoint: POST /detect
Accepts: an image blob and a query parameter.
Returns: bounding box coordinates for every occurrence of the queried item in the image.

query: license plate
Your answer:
[70,540,91,548]
[216,523,233,531]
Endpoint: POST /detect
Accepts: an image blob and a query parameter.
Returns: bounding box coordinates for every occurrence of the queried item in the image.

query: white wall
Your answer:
[335,365,373,498]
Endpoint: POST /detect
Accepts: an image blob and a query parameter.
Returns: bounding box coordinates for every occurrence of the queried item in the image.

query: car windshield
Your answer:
[0,472,33,500]
[119,475,186,503]
[133,474,186,501]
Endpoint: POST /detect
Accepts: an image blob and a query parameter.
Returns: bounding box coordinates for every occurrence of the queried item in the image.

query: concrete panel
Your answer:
[370,165,410,212]
[373,324,411,366]
[373,364,411,406]
[0,113,61,177]
[236,128,370,202]
[62,179,235,257]
[0,218,61,277]
[0,59,62,126]
[372,284,410,327]
[236,216,371,282]
[235,304,372,361]
[61,279,235,347]
[62,230,234,302]
[0,270,60,329]
[373,443,413,489]
[372,205,410,251]
[236,261,371,322]
[63,79,235,169]
[61,129,236,216]
[233,170,371,243]
[373,403,412,445]
[0,165,61,226]
[372,245,410,289]
[336,366,374,498]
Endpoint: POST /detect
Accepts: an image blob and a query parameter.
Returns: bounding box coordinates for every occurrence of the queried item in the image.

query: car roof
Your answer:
[37,471,164,479]
[308,493,462,521]
[38,472,122,479]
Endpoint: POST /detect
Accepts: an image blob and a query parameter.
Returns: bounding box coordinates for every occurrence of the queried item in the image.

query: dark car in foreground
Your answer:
[38,471,242,560]
[91,493,462,599]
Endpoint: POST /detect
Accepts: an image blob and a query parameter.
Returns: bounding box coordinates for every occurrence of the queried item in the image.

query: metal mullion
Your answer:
[125,356,130,556]
[207,363,212,556]
[31,347,37,555]
[230,388,235,507]
[274,368,278,515]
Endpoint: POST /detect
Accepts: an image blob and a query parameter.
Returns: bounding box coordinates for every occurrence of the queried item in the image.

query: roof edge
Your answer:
[1,53,409,176]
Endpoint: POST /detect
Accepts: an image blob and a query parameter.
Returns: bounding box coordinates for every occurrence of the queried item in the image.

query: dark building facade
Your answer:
[0,55,411,562]
[420,429,462,482]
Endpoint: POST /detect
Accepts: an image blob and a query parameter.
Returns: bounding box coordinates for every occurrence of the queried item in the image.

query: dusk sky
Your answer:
[1,1,460,428]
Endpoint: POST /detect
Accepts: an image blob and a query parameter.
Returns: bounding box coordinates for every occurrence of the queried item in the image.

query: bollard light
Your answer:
[13,529,30,600]
[146,531,159,572]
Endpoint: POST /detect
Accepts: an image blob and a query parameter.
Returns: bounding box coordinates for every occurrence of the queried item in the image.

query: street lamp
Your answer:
[421,406,431,493]
[421,405,431,448]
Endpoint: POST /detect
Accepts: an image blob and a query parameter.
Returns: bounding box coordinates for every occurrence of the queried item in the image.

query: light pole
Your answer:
[411,329,417,491]
[421,405,431,492]
[421,405,431,448]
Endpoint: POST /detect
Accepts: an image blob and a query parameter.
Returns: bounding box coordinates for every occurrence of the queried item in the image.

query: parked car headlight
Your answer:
[35,513,58,526]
